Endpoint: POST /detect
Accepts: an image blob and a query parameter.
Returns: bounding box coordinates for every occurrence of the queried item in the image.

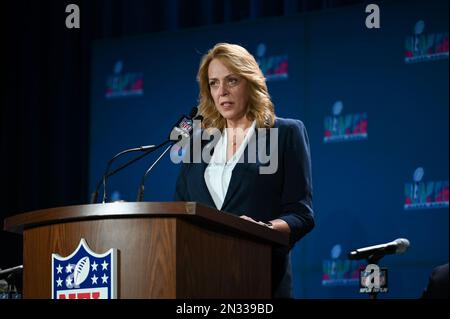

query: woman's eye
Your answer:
[228,78,238,85]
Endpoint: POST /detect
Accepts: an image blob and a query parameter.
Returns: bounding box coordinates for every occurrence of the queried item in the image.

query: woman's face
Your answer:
[208,58,249,123]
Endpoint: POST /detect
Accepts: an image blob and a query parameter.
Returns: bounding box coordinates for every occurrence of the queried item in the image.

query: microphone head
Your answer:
[394,238,410,254]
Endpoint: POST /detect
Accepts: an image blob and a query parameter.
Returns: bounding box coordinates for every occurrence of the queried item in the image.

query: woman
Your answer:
[175,43,314,298]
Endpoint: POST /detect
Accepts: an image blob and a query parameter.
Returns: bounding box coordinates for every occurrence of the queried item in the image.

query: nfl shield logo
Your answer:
[51,238,117,299]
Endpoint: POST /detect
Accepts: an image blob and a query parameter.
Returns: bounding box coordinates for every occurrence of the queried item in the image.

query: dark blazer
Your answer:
[174,117,315,298]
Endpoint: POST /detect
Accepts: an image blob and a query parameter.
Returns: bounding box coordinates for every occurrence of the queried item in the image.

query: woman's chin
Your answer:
[220,109,245,121]
[220,110,236,120]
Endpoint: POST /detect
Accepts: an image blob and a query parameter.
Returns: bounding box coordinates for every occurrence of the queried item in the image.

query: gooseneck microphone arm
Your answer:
[101,145,157,203]
[90,144,156,204]
[91,107,200,204]
[136,143,174,202]
[105,140,172,182]
[135,107,201,202]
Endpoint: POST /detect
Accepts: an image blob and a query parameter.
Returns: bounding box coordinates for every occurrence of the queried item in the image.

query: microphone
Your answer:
[348,238,410,260]
[90,144,156,204]
[136,107,200,202]
[0,265,23,280]
[168,107,200,140]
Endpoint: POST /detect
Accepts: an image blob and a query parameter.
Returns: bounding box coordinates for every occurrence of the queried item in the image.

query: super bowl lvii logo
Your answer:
[404,20,448,64]
[323,101,368,143]
[404,167,449,211]
[105,60,144,99]
[255,43,288,81]
[322,244,362,286]
[52,239,117,299]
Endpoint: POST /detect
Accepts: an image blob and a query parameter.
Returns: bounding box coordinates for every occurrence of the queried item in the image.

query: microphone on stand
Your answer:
[136,107,201,202]
[0,265,23,280]
[348,238,410,261]
[0,265,23,298]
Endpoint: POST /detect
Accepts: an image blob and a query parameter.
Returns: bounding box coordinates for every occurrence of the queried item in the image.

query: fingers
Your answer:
[240,215,272,228]
[240,215,257,223]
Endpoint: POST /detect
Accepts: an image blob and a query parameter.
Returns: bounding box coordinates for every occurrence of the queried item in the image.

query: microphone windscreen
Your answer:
[394,238,410,253]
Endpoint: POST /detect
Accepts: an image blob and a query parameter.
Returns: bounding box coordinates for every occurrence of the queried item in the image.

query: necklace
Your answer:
[230,127,250,147]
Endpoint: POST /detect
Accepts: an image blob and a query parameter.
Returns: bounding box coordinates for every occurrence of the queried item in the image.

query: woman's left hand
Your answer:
[240,215,273,228]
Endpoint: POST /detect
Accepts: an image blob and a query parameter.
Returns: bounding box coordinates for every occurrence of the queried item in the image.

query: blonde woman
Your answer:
[175,43,314,298]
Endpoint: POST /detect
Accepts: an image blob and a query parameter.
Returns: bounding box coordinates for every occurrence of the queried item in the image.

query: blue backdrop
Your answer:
[89,0,448,298]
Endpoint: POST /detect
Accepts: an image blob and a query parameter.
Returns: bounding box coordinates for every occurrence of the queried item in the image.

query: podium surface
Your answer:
[4,202,288,299]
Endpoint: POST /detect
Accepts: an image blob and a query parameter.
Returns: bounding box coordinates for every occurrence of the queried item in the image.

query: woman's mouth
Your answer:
[220,101,234,109]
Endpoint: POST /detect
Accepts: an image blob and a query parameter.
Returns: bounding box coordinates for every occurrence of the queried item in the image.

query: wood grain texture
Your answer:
[24,218,177,298]
[5,202,288,246]
[176,219,271,298]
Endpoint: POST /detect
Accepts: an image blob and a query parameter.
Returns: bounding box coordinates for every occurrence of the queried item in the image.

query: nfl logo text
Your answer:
[52,239,117,299]
[359,264,388,294]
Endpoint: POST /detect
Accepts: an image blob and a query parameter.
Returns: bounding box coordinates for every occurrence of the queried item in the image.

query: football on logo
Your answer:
[74,256,90,285]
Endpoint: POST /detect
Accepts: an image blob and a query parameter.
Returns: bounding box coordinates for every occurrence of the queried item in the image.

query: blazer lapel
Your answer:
[221,162,246,210]
[221,126,261,209]
[187,160,215,209]
[196,141,218,209]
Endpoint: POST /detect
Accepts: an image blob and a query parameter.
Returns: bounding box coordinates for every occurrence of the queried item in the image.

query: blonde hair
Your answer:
[197,43,275,130]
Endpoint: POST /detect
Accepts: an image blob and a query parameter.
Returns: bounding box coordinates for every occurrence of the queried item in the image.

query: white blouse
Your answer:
[204,121,256,210]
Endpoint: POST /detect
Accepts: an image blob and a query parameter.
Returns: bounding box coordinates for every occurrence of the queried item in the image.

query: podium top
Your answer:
[3,201,288,246]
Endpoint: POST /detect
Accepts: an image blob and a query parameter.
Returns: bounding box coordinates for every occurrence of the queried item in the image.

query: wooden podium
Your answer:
[3,202,288,299]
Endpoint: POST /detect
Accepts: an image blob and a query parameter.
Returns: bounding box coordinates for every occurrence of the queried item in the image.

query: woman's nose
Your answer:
[218,82,229,96]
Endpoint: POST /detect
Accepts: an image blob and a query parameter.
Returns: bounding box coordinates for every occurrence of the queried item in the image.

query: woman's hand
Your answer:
[240,215,273,228]
[240,215,291,234]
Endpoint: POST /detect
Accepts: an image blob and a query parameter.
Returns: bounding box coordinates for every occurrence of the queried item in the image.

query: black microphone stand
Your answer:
[91,108,200,204]
[135,111,201,202]
[135,114,202,202]
[90,144,161,204]
[136,142,174,202]
[366,254,383,300]
[100,145,155,203]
